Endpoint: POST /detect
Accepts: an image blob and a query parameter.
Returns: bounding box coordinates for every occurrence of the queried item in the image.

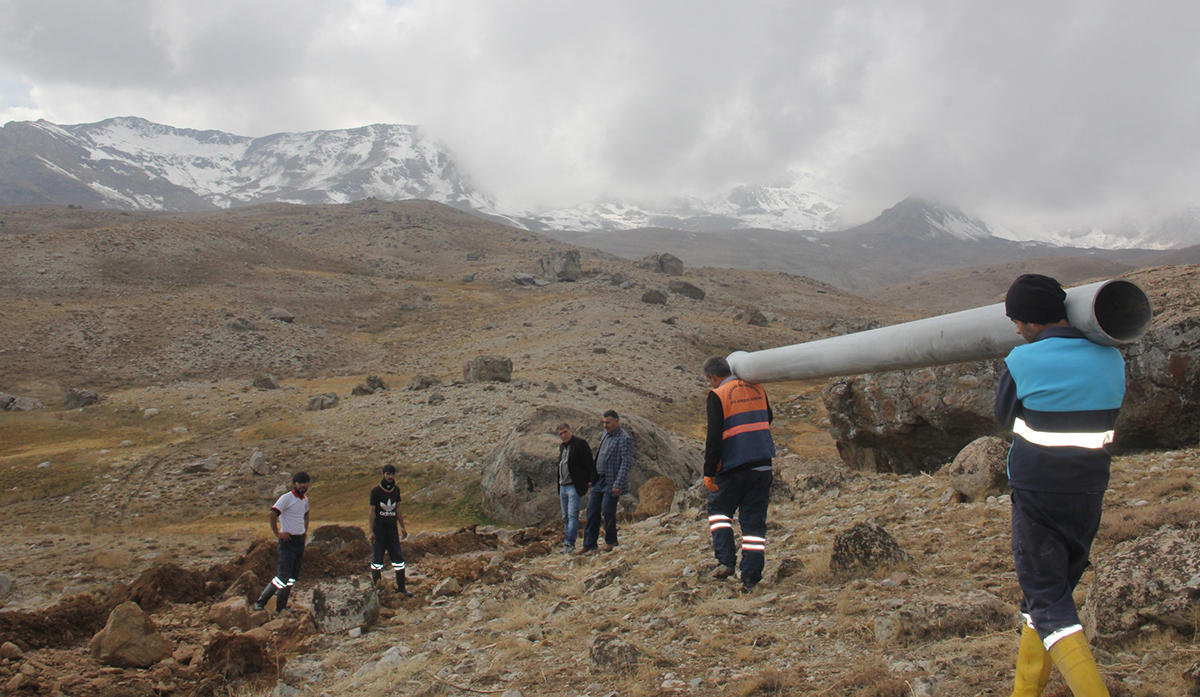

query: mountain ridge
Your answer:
[1,116,1197,250]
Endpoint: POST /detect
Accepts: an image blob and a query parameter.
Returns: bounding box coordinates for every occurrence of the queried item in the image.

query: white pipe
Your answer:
[727,279,1153,384]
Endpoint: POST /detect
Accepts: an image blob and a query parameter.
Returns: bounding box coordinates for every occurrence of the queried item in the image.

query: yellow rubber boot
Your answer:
[1010,624,1053,696]
[1047,631,1110,696]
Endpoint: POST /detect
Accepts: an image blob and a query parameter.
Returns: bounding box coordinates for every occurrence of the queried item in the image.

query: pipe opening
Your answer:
[1093,280,1153,342]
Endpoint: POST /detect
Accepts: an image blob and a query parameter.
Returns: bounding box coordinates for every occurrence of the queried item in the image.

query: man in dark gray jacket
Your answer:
[555,423,595,554]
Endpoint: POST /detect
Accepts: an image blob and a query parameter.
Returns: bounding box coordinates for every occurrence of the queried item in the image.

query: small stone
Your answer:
[0,641,22,660]
[142,408,159,418]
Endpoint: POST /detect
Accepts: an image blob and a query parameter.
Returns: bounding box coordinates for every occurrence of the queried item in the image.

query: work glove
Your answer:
[704,476,719,492]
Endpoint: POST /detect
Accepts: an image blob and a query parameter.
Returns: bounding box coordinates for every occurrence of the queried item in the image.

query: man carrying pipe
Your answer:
[997,274,1125,697]
[702,355,776,593]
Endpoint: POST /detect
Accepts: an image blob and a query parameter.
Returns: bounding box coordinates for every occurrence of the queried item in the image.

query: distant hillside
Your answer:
[544,198,1164,290]
[861,256,1138,314]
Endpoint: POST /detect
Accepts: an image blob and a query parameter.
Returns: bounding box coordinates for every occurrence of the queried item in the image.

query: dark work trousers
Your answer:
[371,525,405,572]
[1011,487,1104,640]
[707,467,772,585]
[582,478,620,548]
[273,534,306,590]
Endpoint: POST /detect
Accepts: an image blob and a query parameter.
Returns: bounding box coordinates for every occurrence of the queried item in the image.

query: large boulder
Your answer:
[480,406,702,526]
[464,355,513,383]
[1082,525,1200,643]
[830,522,911,575]
[89,602,172,668]
[632,477,676,519]
[311,578,380,633]
[822,362,1004,474]
[63,388,100,410]
[943,436,1010,502]
[638,252,683,276]
[306,393,339,411]
[820,268,1200,473]
[538,250,583,282]
[667,280,705,301]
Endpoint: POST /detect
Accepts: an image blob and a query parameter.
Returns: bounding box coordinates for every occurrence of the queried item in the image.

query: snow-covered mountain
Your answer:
[0,116,502,215]
[0,117,1196,250]
[523,171,844,233]
[996,208,1200,251]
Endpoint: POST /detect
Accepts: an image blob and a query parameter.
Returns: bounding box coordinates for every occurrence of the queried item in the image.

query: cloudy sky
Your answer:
[0,0,1198,226]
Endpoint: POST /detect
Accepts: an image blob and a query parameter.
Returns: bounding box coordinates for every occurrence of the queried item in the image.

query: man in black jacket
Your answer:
[556,422,596,554]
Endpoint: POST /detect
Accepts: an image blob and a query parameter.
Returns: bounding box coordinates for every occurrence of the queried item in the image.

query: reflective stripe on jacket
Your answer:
[996,326,1125,493]
[713,378,776,472]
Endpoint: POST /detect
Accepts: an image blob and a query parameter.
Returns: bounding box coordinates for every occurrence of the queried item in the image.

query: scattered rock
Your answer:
[142,407,159,418]
[351,383,374,396]
[746,308,770,327]
[668,280,705,300]
[772,558,804,583]
[641,289,668,305]
[461,272,477,283]
[0,641,22,660]
[62,387,100,410]
[513,273,539,287]
[1083,525,1200,642]
[873,592,1016,644]
[830,522,911,575]
[432,578,462,598]
[590,633,641,672]
[366,375,387,391]
[943,436,1010,502]
[253,375,280,390]
[210,597,251,630]
[307,393,339,411]
[639,252,683,276]
[464,355,513,383]
[228,317,259,332]
[633,477,676,519]
[407,375,442,391]
[0,572,11,599]
[582,561,632,592]
[205,633,266,679]
[1,393,42,411]
[89,602,173,668]
[426,390,445,405]
[311,578,380,633]
[248,451,270,476]
[467,250,486,261]
[609,273,627,286]
[265,308,295,323]
[538,250,583,283]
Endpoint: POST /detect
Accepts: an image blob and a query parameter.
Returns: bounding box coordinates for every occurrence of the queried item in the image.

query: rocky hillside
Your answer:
[0,201,1197,696]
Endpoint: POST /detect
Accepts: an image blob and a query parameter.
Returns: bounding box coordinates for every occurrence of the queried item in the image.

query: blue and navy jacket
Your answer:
[994,326,1125,493]
[705,377,775,477]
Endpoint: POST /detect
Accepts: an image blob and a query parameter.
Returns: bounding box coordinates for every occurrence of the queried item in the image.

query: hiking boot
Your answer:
[739,581,758,595]
[574,546,596,556]
[601,544,615,552]
[557,545,574,555]
[711,564,736,580]
[252,601,266,612]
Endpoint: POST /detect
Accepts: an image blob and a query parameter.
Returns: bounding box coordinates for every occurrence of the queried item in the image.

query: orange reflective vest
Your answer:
[713,378,775,472]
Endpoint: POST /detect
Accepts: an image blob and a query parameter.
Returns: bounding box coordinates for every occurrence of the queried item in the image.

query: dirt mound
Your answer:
[405,526,499,561]
[0,593,110,649]
[119,564,209,612]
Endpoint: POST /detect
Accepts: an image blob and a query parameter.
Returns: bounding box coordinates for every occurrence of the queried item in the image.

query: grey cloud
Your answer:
[0,0,1198,225]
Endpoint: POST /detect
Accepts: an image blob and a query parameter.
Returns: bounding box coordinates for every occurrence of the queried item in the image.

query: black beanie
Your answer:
[1005,274,1067,324]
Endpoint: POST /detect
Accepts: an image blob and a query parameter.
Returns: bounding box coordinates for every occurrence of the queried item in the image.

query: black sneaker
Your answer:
[711,564,736,580]
[739,581,758,595]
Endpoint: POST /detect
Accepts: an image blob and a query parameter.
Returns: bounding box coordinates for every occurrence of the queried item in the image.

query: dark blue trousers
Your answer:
[707,467,772,585]
[582,479,620,548]
[272,534,306,590]
[1011,488,1104,640]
